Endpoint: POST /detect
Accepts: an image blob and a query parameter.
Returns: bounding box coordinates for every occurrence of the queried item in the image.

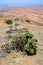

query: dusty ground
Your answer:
[0,7,43,65]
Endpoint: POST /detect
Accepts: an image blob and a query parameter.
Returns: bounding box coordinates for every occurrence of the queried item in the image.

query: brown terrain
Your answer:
[0,7,43,65]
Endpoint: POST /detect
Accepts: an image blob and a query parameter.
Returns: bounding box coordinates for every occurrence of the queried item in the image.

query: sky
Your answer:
[0,0,43,7]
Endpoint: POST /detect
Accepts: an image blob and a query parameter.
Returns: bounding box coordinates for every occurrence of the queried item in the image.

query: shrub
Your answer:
[24,43,30,51]
[14,18,19,21]
[25,32,34,38]
[29,48,34,55]
[26,19,30,23]
[11,32,37,55]
[5,20,13,25]
[24,38,37,55]
[11,35,27,51]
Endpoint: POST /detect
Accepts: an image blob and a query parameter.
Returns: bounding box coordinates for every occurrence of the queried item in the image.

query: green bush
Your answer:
[11,35,27,51]
[29,49,34,55]
[25,32,34,38]
[24,43,30,51]
[5,20,13,25]
[11,32,37,55]
[24,38,37,55]
[26,19,30,23]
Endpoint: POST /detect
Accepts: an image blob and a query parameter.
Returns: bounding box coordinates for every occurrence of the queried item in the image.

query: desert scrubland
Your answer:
[0,7,43,65]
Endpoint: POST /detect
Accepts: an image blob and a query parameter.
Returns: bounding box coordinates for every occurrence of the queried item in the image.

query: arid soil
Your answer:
[0,7,43,65]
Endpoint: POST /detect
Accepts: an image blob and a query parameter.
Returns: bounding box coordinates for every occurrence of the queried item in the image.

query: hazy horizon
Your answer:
[0,0,43,7]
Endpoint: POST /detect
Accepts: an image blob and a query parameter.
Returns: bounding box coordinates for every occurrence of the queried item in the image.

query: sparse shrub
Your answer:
[1,44,11,53]
[5,20,13,25]
[11,35,27,51]
[14,18,19,21]
[11,32,37,55]
[26,19,30,23]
